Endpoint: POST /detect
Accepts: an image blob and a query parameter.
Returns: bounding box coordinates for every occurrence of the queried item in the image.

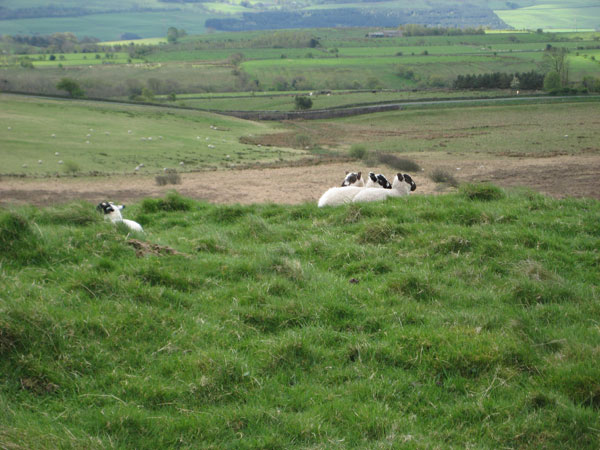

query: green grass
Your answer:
[1,188,599,448]
[496,3,600,31]
[0,94,303,176]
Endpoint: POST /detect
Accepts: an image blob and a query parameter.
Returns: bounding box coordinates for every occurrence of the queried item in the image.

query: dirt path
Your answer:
[1,154,599,207]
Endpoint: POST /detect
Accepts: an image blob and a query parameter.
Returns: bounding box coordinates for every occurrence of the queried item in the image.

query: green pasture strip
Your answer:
[177,90,518,111]
[241,53,545,89]
[0,94,300,176]
[1,189,599,448]
[0,63,240,99]
[100,38,168,46]
[330,100,600,156]
[0,10,216,41]
[496,5,600,31]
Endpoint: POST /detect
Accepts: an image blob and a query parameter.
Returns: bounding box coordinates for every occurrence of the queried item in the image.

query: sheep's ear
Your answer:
[397,173,404,182]
[357,172,361,179]
[345,171,349,175]
[369,172,377,182]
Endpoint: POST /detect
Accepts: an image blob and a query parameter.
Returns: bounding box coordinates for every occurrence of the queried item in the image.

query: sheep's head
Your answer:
[96,201,115,214]
[341,171,363,187]
[376,174,392,189]
[393,174,417,192]
[403,174,417,192]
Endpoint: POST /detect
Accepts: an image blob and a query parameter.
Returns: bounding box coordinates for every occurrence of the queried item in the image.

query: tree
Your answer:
[167,27,186,44]
[543,47,569,87]
[543,71,561,92]
[56,78,84,98]
[510,75,520,90]
[294,96,313,110]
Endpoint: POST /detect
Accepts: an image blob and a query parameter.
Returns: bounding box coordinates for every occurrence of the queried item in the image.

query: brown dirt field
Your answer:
[1,154,599,207]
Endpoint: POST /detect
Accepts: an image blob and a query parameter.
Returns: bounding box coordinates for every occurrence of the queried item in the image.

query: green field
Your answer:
[1,185,599,448]
[1,30,599,97]
[0,95,302,176]
[2,94,599,177]
[496,3,600,31]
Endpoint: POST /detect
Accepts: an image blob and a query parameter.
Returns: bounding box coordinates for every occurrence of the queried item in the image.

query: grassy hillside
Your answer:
[0,95,302,176]
[2,95,599,176]
[1,188,599,448]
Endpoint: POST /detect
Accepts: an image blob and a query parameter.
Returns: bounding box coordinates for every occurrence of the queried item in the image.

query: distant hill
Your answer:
[0,0,597,39]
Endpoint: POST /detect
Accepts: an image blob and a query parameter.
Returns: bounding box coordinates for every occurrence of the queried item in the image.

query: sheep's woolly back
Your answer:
[352,173,415,203]
[318,186,364,207]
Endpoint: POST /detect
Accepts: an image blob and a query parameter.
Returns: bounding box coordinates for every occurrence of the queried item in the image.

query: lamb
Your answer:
[318,171,386,207]
[96,201,144,233]
[352,173,417,204]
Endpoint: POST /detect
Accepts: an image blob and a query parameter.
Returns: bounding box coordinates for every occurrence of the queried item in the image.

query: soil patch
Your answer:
[1,154,599,207]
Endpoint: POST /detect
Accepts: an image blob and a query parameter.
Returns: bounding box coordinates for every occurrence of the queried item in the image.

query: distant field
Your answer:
[496,3,600,31]
[0,95,302,176]
[175,90,516,111]
[0,10,214,41]
[100,37,168,46]
[2,94,599,178]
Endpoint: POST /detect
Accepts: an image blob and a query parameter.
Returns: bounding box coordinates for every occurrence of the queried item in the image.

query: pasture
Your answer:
[0,94,302,176]
[1,187,599,448]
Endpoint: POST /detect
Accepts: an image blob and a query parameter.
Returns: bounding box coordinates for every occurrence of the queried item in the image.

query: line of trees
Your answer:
[398,24,486,37]
[453,71,544,90]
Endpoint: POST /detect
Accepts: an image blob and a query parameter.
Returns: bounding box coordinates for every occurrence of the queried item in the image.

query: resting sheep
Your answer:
[318,171,387,207]
[97,201,143,233]
[352,173,416,203]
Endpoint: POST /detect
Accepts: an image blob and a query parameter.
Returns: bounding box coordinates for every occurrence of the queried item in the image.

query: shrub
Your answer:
[429,168,459,187]
[295,134,312,149]
[377,153,421,172]
[141,191,193,213]
[349,144,368,160]
[155,170,181,186]
[63,160,80,175]
[294,96,313,110]
[459,183,505,201]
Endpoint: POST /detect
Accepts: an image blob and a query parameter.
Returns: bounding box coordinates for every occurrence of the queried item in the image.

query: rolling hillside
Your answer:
[2,0,597,40]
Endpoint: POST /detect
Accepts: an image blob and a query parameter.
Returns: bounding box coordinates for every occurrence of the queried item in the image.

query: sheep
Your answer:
[318,171,391,207]
[352,173,417,204]
[318,171,394,207]
[96,201,143,233]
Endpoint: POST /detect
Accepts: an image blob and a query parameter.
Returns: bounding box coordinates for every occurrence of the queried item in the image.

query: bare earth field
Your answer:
[1,153,599,207]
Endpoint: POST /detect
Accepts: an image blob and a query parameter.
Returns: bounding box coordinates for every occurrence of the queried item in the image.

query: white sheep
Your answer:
[96,201,143,233]
[318,171,390,207]
[352,173,417,203]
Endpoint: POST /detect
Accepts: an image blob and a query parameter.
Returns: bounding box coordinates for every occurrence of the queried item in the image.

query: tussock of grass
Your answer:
[377,153,421,172]
[460,182,506,201]
[1,189,599,448]
[429,168,459,187]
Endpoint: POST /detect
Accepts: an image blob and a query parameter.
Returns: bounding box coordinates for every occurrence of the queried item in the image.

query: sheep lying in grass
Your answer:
[318,171,389,207]
[96,201,143,233]
[352,173,416,203]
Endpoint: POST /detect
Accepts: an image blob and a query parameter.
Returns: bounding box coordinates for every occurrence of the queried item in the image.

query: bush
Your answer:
[349,144,368,160]
[459,183,505,201]
[294,96,313,110]
[155,170,181,186]
[56,78,84,98]
[429,168,459,187]
[141,191,193,213]
[377,153,421,172]
[63,160,80,175]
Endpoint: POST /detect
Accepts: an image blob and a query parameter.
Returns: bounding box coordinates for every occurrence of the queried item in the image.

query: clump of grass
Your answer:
[62,160,80,175]
[429,168,459,187]
[37,202,99,226]
[294,134,312,149]
[0,211,43,265]
[460,183,505,201]
[155,170,181,186]
[349,144,368,160]
[140,191,193,213]
[377,153,421,172]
